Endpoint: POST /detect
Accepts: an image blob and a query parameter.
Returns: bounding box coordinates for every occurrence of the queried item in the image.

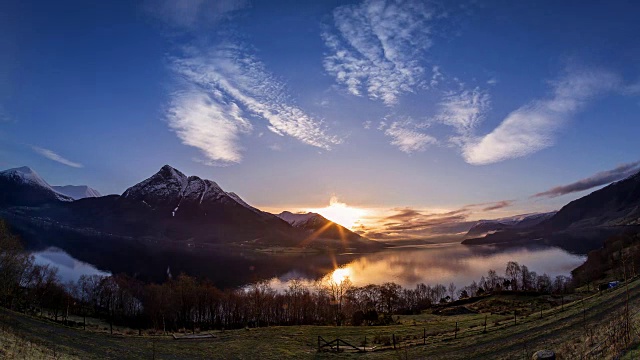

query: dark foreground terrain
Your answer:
[1,277,639,359]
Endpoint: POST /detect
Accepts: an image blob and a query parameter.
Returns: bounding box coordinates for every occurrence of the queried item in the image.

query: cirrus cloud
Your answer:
[32,146,83,168]
[322,0,437,106]
[168,43,342,164]
[462,69,621,165]
[532,161,640,198]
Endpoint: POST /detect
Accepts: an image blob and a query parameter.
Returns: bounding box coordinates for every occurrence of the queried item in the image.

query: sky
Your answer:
[1,1,640,239]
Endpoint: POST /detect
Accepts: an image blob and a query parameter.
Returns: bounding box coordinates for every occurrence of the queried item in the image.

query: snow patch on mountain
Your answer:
[52,185,101,200]
[227,192,261,213]
[1,167,72,201]
[277,211,322,227]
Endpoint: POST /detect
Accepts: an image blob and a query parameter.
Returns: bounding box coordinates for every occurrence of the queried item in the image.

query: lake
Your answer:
[32,243,585,290]
[32,247,111,283]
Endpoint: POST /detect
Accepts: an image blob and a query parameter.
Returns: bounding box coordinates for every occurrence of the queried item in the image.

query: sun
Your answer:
[309,196,366,229]
[331,267,352,284]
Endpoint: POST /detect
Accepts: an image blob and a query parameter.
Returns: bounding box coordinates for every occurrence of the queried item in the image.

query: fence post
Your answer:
[393,334,396,349]
[455,322,458,339]
[484,314,487,333]
[364,336,366,352]
[514,311,517,325]
[423,327,426,345]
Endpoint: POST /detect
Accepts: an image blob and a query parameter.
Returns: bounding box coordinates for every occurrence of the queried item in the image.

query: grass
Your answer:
[1,278,639,359]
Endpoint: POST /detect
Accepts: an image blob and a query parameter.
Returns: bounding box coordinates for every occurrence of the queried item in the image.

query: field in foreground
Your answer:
[1,279,640,360]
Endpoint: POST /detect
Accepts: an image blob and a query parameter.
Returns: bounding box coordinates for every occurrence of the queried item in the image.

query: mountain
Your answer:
[542,171,640,230]
[0,165,380,252]
[52,185,101,200]
[277,211,320,227]
[0,166,72,206]
[463,170,640,251]
[277,211,375,249]
[277,211,360,238]
[465,212,557,238]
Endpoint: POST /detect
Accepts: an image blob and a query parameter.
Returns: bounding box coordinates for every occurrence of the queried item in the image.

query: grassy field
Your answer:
[1,279,639,360]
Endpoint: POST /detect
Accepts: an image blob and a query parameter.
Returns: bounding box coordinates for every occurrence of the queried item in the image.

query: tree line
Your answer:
[0,220,576,333]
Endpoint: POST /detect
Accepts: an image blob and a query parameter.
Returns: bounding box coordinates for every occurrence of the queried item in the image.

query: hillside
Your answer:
[277,211,370,246]
[463,170,640,251]
[1,277,638,359]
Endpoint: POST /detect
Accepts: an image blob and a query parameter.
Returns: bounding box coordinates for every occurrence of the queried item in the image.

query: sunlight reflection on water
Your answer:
[266,243,586,291]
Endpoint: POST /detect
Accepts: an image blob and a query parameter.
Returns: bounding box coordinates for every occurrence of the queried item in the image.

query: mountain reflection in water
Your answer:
[31,242,584,290]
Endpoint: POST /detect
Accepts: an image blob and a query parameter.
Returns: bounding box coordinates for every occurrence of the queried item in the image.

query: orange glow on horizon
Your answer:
[308,196,367,229]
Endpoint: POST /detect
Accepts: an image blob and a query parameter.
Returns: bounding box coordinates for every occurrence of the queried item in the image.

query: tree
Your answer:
[505,262,521,291]
[0,220,34,308]
[448,282,457,301]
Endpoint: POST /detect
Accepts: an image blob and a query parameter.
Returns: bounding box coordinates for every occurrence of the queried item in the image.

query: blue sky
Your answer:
[1,0,640,229]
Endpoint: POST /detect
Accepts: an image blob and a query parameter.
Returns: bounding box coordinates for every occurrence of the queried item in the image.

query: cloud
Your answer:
[167,90,251,165]
[532,161,640,198]
[32,146,83,168]
[362,207,474,240]
[436,87,490,140]
[462,68,621,165]
[169,43,342,164]
[322,0,436,105]
[481,200,513,211]
[144,0,248,30]
[384,121,437,153]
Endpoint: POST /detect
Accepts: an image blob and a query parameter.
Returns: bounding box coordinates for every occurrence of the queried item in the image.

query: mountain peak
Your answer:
[0,166,72,204]
[157,165,186,180]
[1,166,50,189]
[277,211,323,226]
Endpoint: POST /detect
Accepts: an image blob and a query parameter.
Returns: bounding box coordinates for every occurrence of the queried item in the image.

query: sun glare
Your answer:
[309,196,366,229]
[331,267,352,284]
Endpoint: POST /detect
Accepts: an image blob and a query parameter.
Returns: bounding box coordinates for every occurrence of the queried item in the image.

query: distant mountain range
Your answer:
[0,167,73,205]
[462,169,640,250]
[465,212,557,238]
[0,166,101,206]
[0,165,379,252]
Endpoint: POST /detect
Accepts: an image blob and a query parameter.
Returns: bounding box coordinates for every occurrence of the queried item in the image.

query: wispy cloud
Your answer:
[167,90,251,165]
[532,161,640,198]
[436,87,490,141]
[32,146,83,168]
[168,43,342,164]
[360,207,474,241]
[481,200,513,211]
[322,0,436,105]
[462,68,621,165]
[144,0,248,30]
[383,121,437,153]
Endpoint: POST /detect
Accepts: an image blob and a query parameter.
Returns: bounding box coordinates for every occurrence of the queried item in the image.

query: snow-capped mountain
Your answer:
[277,211,368,244]
[277,211,321,227]
[0,165,382,253]
[121,165,263,218]
[0,166,72,205]
[52,185,101,200]
[226,192,261,214]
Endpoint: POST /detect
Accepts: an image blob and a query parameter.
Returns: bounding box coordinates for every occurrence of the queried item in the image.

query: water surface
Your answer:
[32,247,110,283]
[30,243,585,290]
